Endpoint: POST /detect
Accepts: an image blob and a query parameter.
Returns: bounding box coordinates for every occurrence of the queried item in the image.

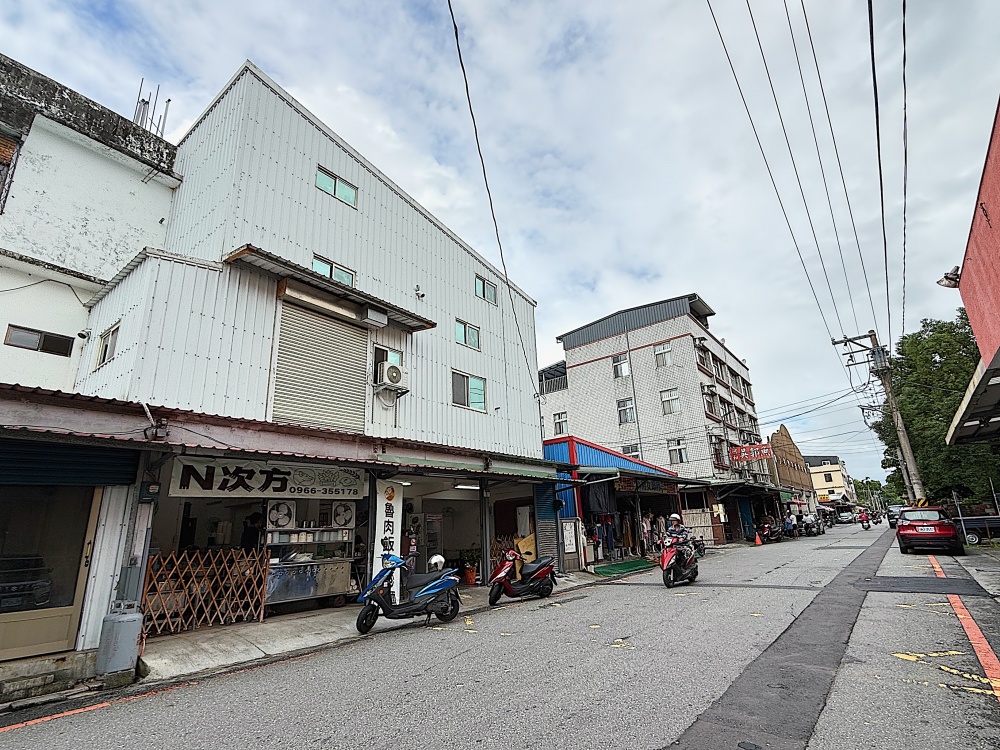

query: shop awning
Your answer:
[947,349,1000,444]
[224,245,436,332]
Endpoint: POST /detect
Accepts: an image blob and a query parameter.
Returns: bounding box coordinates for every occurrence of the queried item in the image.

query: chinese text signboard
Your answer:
[728,443,774,464]
[169,457,367,499]
[373,480,403,602]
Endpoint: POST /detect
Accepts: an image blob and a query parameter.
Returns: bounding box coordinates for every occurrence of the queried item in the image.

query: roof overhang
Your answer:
[946,348,1000,444]
[224,245,436,332]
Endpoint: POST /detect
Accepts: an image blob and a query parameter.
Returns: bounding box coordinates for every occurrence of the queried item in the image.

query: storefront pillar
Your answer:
[479,479,491,584]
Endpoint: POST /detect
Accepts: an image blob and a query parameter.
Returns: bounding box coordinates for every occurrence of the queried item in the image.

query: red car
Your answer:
[896,506,965,556]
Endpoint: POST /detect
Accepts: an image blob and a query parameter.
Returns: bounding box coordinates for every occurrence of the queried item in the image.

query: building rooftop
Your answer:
[803,455,842,468]
[555,294,715,350]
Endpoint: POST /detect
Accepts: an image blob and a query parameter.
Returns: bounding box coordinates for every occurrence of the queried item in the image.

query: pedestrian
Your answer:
[240,512,264,552]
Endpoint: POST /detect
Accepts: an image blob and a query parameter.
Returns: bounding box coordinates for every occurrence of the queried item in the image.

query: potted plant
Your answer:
[461,549,480,585]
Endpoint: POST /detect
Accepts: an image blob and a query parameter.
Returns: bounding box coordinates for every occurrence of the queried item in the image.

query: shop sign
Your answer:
[614,478,679,493]
[562,521,577,554]
[780,491,793,501]
[729,443,774,463]
[170,457,367,499]
[818,494,831,502]
[373,480,404,601]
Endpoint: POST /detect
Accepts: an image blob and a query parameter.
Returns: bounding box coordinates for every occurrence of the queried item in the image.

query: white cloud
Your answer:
[6,0,1000,481]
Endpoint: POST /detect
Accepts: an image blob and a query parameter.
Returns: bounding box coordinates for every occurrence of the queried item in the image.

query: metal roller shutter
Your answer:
[272,302,368,432]
[0,439,139,485]
[533,485,560,569]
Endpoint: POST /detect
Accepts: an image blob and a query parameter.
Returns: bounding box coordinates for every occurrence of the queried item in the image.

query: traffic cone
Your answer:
[755,532,763,546]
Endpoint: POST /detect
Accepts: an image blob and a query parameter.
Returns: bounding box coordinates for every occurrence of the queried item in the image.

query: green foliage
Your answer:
[871,309,1000,503]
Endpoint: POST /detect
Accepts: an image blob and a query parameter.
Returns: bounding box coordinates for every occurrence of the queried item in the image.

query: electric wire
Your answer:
[446,0,539,398]
[901,0,909,336]
[868,0,893,347]
[781,0,862,335]
[799,0,882,345]
[744,0,846,339]
[705,0,835,346]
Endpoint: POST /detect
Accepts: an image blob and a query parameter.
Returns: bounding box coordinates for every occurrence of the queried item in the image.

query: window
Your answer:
[617,398,635,424]
[312,255,355,286]
[475,275,497,304]
[703,391,718,417]
[4,325,74,357]
[668,439,688,464]
[455,319,481,350]
[452,371,487,411]
[696,346,712,371]
[97,325,119,367]
[373,345,402,381]
[315,168,358,208]
[821,460,831,465]
[823,473,833,483]
[612,353,630,378]
[654,342,672,367]
[720,400,736,425]
[713,357,727,383]
[743,380,754,401]
[554,412,568,435]
[660,388,680,415]
[621,444,641,459]
[712,438,727,465]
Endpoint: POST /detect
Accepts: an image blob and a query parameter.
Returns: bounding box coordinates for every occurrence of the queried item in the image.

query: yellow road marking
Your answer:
[464,629,477,634]
[589,624,601,629]
[609,638,635,650]
[463,616,474,626]
[750,613,763,617]
[499,632,513,636]
[892,653,992,686]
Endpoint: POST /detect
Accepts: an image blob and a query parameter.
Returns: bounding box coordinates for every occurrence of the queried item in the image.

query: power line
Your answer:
[868,0,893,347]
[781,0,862,335]
[799,0,882,345]
[744,0,846,339]
[901,0,909,336]
[446,0,538,398]
[705,0,835,345]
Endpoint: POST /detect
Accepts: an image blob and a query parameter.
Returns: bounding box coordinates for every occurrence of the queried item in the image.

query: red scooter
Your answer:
[487,550,556,605]
[660,536,698,588]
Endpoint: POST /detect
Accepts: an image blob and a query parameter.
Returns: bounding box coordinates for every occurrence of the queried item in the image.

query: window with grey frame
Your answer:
[612,353,630,378]
[654,341,672,367]
[668,439,688,464]
[617,397,635,424]
[452,370,487,411]
[455,319,481,350]
[96,325,119,368]
[4,325,74,357]
[621,443,641,459]
[553,412,568,435]
[315,167,358,207]
[660,388,680,415]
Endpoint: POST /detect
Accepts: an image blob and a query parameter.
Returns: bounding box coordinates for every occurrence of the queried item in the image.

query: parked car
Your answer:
[837,511,855,524]
[896,507,965,556]
[886,504,905,528]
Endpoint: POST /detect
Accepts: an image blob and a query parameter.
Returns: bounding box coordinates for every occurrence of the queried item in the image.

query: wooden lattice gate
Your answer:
[141,548,269,636]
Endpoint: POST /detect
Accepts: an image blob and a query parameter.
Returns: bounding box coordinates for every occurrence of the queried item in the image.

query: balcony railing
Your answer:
[540,375,568,394]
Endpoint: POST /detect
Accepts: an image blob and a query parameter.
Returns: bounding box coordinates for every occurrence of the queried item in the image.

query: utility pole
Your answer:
[834,330,927,504]
[897,447,916,504]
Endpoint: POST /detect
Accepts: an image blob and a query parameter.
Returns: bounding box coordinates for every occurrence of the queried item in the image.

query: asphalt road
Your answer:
[3,523,998,750]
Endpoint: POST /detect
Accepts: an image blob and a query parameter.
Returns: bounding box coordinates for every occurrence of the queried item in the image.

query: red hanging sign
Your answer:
[729,443,774,463]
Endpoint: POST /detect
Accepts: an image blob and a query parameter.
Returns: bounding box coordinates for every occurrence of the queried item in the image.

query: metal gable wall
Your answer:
[558,298,694,350]
[272,302,368,432]
[574,442,668,475]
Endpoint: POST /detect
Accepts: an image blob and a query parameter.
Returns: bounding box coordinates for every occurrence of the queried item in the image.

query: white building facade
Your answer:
[540,295,778,542]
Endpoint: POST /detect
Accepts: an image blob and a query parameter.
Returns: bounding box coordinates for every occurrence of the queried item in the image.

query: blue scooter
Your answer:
[356,554,462,634]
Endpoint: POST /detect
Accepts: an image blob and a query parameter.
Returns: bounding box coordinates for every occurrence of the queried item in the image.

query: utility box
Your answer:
[96,600,143,676]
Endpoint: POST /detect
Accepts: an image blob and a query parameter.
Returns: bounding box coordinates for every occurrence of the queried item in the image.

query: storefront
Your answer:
[0,438,139,662]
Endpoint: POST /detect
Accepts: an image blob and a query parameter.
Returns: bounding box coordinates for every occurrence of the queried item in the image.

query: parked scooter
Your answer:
[487,550,556,605]
[758,523,783,543]
[356,553,461,634]
[660,537,699,587]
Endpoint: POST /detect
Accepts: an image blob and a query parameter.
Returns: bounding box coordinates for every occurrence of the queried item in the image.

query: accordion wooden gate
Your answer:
[141,548,269,636]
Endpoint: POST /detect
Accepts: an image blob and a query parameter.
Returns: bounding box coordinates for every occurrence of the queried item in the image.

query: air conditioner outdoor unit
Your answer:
[377,361,409,391]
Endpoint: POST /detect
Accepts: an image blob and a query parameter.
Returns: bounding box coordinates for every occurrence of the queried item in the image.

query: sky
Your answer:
[4,0,999,484]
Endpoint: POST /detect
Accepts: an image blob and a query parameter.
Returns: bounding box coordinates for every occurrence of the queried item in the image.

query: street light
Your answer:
[936,266,961,288]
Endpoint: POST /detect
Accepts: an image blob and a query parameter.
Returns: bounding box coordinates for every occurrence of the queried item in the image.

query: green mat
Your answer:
[593,558,655,576]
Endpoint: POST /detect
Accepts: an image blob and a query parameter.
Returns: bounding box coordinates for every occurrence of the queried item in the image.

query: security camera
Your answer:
[77,329,91,339]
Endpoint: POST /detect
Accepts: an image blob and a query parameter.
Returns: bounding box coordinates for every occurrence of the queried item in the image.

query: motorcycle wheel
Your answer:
[356,603,379,634]
[435,593,460,622]
[662,567,676,588]
[488,583,503,606]
[538,578,554,598]
[689,568,698,582]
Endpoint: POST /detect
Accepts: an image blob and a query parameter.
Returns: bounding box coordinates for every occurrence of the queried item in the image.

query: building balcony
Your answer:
[540,375,568,394]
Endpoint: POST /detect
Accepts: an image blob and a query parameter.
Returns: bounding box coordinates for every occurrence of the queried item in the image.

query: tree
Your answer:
[872,309,1000,503]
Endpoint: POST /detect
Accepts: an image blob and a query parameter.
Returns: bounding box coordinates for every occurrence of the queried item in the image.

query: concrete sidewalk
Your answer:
[954,544,1000,602]
[139,569,607,683]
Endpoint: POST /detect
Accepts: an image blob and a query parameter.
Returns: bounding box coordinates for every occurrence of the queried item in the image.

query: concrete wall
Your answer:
[0,262,95,390]
[0,117,177,281]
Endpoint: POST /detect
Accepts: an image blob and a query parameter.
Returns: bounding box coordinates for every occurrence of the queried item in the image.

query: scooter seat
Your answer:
[404,571,446,590]
[519,557,553,579]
